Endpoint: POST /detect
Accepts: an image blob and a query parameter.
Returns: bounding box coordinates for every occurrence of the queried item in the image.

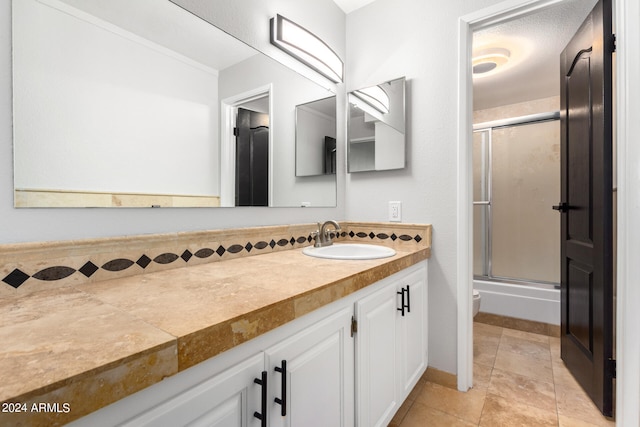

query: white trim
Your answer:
[615,0,640,424]
[456,10,474,393]
[220,84,273,207]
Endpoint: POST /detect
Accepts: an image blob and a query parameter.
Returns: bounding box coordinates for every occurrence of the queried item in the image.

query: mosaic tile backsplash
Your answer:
[0,222,431,297]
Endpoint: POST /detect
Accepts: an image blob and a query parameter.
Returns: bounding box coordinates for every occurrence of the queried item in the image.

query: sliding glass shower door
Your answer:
[473,118,561,286]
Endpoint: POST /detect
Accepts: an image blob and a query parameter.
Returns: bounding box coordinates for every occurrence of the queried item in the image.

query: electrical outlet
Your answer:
[388,201,402,222]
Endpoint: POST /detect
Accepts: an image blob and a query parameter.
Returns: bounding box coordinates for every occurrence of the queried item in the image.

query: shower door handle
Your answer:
[552,202,570,213]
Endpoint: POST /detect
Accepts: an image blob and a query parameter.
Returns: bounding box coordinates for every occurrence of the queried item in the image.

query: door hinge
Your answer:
[607,358,616,379]
[351,316,358,337]
[612,34,617,53]
[233,127,240,137]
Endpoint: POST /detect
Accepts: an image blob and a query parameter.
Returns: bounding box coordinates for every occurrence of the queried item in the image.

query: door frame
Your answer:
[456,0,640,424]
[220,84,273,207]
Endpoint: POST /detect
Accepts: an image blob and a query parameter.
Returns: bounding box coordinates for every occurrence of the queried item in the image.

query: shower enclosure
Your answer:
[473,112,561,287]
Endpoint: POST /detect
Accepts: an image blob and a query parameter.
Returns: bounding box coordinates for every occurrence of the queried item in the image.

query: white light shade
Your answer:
[472,47,510,77]
[270,14,343,83]
[352,85,390,114]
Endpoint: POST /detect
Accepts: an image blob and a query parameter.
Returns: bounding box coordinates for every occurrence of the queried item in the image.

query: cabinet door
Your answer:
[265,306,354,427]
[121,354,265,427]
[355,282,400,427]
[396,266,428,398]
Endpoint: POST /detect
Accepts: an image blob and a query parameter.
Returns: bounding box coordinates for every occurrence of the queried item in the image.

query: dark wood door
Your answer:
[235,108,269,206]
[558,0,614,417]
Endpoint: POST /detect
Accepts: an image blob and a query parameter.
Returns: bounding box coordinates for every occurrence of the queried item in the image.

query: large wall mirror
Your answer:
[12,0,337,208]
[347,77,406,173]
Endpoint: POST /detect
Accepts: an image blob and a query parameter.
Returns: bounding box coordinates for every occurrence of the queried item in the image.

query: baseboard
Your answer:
[475,312,560,337]
[423,367,458,390]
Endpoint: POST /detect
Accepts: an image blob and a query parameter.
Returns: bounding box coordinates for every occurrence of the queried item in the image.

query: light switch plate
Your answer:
[388,201,402,222]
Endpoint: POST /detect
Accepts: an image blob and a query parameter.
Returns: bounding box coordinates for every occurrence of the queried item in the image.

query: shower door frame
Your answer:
[473,111,560,288]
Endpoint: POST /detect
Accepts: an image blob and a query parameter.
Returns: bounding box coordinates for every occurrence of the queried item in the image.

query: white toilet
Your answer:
[473,289,481,317]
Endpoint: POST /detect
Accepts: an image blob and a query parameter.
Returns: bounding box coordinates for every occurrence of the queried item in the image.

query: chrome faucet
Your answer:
[313,220,342,247]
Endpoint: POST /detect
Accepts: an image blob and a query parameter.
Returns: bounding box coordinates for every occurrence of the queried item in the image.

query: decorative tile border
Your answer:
[2,237,312,288]
[337,222,430,250]
[1,222,431,297]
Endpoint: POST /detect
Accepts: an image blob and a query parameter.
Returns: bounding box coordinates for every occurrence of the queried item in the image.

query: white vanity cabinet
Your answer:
[118,353,265,427]
[265,306,354,427]
[355,264,428,427]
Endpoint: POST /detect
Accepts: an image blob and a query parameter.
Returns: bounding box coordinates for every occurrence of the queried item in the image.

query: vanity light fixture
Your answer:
[352,85,390,114]
[472,47,510,76]
[270,14,343,83]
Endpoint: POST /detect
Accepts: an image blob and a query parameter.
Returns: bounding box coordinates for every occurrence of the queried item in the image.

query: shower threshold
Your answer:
[474,275,560,290]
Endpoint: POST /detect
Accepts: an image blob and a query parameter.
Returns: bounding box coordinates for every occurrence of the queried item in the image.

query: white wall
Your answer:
[345,0,500,374]
[0,0,346,244]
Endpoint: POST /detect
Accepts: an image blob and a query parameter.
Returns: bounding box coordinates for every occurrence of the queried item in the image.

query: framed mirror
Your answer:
[12,0,337,208]
[295,96,337,177]
[347,77,406,173]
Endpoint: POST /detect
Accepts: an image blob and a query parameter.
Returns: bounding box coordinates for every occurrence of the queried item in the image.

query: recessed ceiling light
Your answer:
[472,48,510,76]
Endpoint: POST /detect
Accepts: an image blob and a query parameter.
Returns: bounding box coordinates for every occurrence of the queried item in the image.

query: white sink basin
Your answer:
[302,243,396,260]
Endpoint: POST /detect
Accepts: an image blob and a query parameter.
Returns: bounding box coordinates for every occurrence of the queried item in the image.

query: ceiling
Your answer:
[473,0,598,110]
[332,0,376,14]
[334,0,599,111]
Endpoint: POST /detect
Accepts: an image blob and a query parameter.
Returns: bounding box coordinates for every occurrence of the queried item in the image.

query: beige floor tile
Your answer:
[559,414,613,427]
[493,347,554,383]
[389,396,415,427]
[414,381,486,425]
[479,393,558,427]
[474,322,503,338]
[473,362,493,390]
[474,336,500,367]
[399,402,476,427]
[550,336,561,360]
[555,384,616,427]
[488,368,556,412]
[405,378,425,401]
[552,358,583,389]
[499,334,552,361]
[502,327,550,344]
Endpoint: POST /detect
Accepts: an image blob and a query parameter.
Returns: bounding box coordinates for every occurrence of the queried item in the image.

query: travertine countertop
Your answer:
[0,240,430,426]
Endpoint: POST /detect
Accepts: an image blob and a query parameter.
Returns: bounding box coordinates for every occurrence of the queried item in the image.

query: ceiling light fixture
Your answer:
[472,47,510,76]
[270,14,343,83]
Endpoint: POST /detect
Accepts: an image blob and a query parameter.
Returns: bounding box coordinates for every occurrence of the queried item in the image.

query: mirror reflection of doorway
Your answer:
[235,108,269,206]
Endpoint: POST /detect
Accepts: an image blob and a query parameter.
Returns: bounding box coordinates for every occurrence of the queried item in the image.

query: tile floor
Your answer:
[389,323,616,426]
